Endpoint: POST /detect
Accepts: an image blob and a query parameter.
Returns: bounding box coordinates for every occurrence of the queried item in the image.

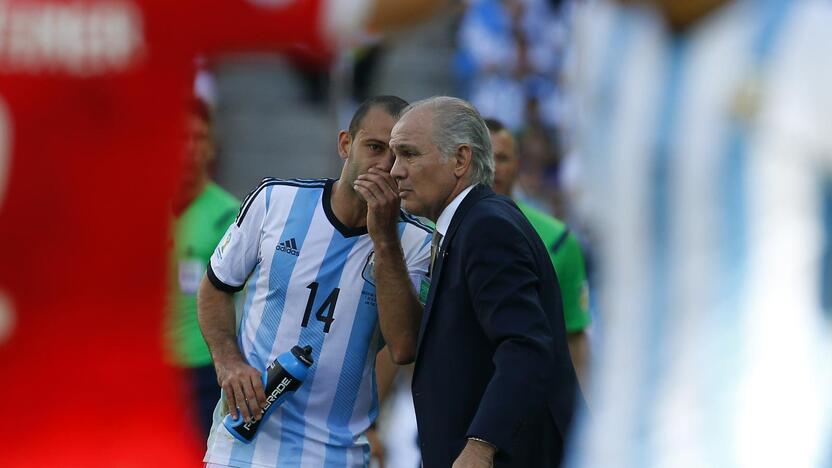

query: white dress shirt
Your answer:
[433,184,475,248]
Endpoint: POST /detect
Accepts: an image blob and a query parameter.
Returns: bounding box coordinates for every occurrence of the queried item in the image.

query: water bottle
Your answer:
[223,345,314,443]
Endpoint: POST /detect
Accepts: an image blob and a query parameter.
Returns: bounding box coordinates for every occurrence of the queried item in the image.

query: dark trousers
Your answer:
[185,364,221,441]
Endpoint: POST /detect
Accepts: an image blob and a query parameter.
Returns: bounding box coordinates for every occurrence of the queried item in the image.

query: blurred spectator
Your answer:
[167,97,240,440]
[514,125,570,216]
[486,117,592,397]
[351,42,388,104]
[456,0,570,130]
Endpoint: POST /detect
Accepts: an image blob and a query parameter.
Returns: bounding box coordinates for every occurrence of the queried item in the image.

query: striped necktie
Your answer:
[429,230,443,277]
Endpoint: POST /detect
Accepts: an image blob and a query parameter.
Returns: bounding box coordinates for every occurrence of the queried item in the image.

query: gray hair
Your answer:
[403,96,494,186]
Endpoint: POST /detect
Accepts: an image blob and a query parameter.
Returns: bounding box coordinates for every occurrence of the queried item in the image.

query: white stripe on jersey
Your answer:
[568,1,832,467]
[205,178,432,468]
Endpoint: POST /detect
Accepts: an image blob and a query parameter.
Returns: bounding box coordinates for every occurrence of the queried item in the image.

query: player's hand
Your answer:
[452,439,495,468]
[366,427,386,468]
[354,167,400,245]
[215,358,267,423]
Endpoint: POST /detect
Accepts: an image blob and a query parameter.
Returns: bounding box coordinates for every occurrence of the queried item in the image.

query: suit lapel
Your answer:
[415,185,493,356]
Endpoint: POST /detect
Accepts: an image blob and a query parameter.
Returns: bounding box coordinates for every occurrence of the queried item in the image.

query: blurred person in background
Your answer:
[198,96,433,468]
[456,0,571,131]
[566,0,832,466]
[485,117,591,397]
[0,1,447,465]
[167,97,240,440]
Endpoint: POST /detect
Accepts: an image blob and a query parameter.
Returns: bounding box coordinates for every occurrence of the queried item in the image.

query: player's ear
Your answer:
[337,130,351,161]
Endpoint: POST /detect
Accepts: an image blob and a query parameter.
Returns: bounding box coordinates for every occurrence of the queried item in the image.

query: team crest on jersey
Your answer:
[730,69,764,123]
[361,252,375,286]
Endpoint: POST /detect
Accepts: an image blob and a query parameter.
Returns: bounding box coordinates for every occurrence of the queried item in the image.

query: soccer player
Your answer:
[166,97,241,440]
[198,96,432,468]
[566,0,832,466]
[484,117,592,395]
[0,1,445,465]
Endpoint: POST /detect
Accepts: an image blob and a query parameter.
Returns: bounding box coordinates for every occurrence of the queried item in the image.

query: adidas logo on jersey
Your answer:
[276,238,300,256]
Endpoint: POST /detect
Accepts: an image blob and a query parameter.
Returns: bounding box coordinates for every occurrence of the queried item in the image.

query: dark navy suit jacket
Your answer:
[412,184,578,467]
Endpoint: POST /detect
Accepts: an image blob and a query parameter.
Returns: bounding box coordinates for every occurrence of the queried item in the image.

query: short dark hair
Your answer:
[349,95,409,138]
[483,117,505,134]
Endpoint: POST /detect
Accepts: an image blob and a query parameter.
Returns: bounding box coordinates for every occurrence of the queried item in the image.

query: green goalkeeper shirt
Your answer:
[166,182,240,367]
[516,201,591,333]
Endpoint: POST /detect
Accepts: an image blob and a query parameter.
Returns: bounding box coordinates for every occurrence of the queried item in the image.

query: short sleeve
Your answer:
[552,232,592,333]
[207,184,268,293]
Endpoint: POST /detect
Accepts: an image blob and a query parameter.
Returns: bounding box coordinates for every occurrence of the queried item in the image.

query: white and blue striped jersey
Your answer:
[567,1,832,467]
[204,178,432,468]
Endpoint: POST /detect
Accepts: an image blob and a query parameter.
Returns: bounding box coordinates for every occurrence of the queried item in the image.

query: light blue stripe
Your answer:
[230,186,322,466]
[566,8,638,467]
[237,186,273,351]
[322,228,411,466]
[238,262,262,351]
[811,179,832,468]
[634,37,688,468]
[250,187,322,369]
[322,279,377,466]
[709,1,794,464]
[590,7,638,163]
[820,178,832,318]
[584,6,637,344]
[276,232,359,467]
[752,0,790,60]
[420,232,432,250]
[707,121,748,466]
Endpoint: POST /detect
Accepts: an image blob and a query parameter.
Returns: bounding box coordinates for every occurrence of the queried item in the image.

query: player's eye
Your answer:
[368,143,382,152]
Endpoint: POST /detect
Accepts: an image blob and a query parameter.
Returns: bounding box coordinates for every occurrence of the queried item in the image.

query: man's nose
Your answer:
[390,157,405,181]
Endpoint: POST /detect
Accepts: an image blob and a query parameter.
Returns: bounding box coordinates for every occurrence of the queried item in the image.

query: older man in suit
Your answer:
[358,96,578,467]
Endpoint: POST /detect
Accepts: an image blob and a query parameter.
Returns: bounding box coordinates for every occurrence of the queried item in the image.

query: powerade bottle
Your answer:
[223,345,314,443]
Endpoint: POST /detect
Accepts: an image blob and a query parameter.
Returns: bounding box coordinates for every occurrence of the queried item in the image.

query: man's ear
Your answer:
[337,130,351,161]
[453,144,473,178]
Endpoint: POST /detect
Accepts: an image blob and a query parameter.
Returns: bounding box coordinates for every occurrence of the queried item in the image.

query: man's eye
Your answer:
[369,144,382,152]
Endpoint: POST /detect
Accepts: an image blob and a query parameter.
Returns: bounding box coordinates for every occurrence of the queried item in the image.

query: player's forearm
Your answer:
[373,241,422,364]
[197,275,245,367]
[374,348,399,403]
[568,331,591,405]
